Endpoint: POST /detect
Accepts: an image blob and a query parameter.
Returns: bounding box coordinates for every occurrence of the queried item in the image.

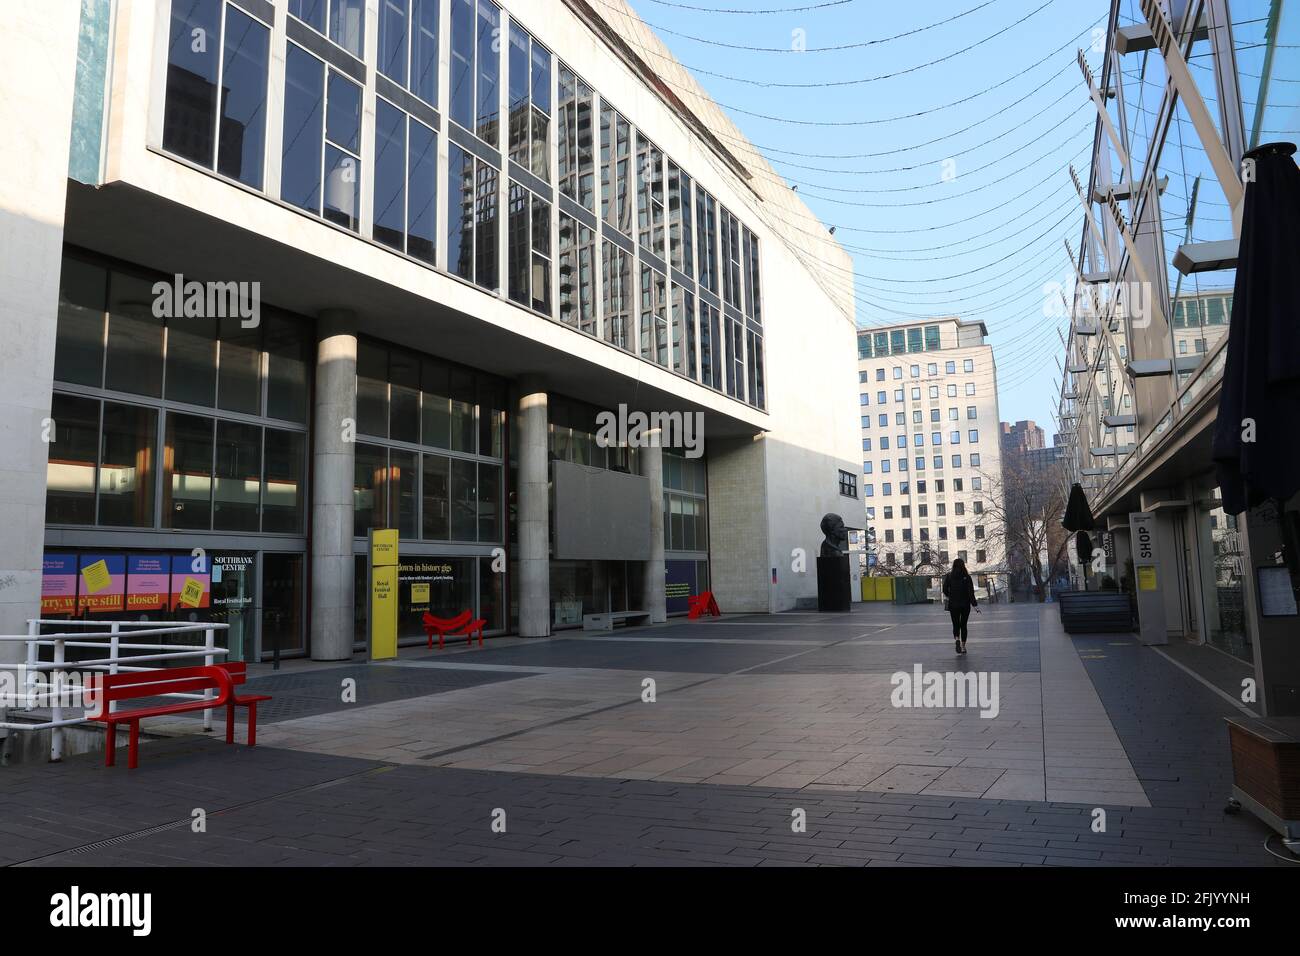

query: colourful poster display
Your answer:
[170,554,211,611]
[126,555,170,611]
[77,554,126,613]
[41,554,77,615]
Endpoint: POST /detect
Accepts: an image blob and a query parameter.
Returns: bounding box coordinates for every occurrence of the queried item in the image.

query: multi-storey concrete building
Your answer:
[856,318,1005,589]
[0,0,861,665]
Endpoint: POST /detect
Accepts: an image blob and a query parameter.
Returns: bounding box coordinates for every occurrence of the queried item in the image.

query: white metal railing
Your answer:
[0,620,230,762]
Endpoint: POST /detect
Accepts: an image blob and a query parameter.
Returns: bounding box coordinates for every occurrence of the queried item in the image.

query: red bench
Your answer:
[422,610,488,650]
[87,666,234,770]
[688,591,721,619]
[217,661,273,747]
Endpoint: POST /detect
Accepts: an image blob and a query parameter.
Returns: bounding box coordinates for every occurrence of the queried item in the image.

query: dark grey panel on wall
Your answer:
[553,460,652,561]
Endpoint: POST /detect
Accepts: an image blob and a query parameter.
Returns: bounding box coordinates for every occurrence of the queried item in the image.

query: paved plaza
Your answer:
[0,603,1286,867]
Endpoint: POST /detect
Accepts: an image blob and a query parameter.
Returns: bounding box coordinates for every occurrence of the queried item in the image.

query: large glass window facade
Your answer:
[447,145,499,289]
[557,65,595,212]
[373,99,438,263]
[281,46,362,231]
[507,180,552,314]
[379,0,438,106]
[508,24,551,180]
[352,341,505,545]
[449,0,500,145]
[558,215,597,335]
[600,104,633,236]
[49,252,311,535]
[636,134,665,259]
[156,0,767,412]
[602,240,632,352]
[162,0,270,189]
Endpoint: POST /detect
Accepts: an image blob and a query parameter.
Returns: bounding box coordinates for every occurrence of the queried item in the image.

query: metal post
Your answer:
[24,619,38,710]
[203,626,214,732]
[51,638,64,762]
[108,622,120,715]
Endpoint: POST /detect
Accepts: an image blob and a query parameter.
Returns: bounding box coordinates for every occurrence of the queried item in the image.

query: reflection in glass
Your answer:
[422,453,450,539]
[45,394,99,525]
[166,412,215,529]
[162,0,220,166]
[217,7,270,189]
[214,420,262,531]
[106,272,164,397]
[165,314,218,407]
[98,402,157,528]
[281,45,324,214]
[55,258,107,387]
[450,457,477,541]
[263,428,306,533]
[390,449,418,537]
[218,316,262,414]
[353,443,388,537]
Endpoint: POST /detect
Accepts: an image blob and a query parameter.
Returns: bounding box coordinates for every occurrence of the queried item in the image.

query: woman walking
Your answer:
[942,558,979,653]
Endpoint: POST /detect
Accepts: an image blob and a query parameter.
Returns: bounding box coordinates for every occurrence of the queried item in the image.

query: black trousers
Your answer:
[949,606,971,641]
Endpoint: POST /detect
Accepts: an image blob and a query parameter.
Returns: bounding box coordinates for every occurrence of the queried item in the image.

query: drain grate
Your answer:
[524,698,594,709]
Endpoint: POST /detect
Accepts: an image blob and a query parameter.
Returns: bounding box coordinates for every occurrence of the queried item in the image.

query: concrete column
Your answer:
[310,312,358,660]
[0,1,81,666]
[640,432,667,623]
[517,381,550,637]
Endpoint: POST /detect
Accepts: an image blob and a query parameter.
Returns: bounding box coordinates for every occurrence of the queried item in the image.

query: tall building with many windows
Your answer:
[856,318,1005,589]
[0,0,860,664]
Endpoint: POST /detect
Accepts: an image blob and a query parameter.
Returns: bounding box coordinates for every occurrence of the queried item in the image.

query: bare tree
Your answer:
[977,462,1072,601]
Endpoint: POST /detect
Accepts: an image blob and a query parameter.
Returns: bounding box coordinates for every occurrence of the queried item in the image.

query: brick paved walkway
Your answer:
[0,603,1286,867]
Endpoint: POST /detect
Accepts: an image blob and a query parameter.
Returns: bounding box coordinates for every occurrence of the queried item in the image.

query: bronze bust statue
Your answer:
[820,513,848,557]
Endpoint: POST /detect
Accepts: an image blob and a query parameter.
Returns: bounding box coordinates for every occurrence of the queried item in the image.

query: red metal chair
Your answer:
[422,609,473,650]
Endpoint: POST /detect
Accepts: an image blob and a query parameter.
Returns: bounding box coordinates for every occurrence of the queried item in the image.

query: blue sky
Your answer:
[628,0,1112,437]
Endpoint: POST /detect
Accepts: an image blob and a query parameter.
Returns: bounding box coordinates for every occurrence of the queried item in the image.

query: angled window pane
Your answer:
[475,0,500,144]
[449,0,474,129]
[447,144,474,281]
[281,44,324,213]
[411,0,439,106]
[323,144,360,231]
[289,0,326,32]
[216,7,270,189]
[162,0,221,167]
[373,99,407,251]
[408,119,437,264]
[379,0,409,86]
[329,0,365,58]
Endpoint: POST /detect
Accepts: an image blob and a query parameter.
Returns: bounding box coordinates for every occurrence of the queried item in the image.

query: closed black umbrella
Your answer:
[1063,482,1096,532]
[1076,530,1094,566]
[1212,142,1300,514]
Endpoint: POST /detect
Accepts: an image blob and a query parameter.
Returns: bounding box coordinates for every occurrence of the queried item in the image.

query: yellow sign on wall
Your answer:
[369,529,400,660]
[1137,566,1158,592]
[410,582,430,604]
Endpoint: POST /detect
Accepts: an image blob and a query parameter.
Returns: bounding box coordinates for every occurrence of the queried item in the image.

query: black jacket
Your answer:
[943,572,977,611]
